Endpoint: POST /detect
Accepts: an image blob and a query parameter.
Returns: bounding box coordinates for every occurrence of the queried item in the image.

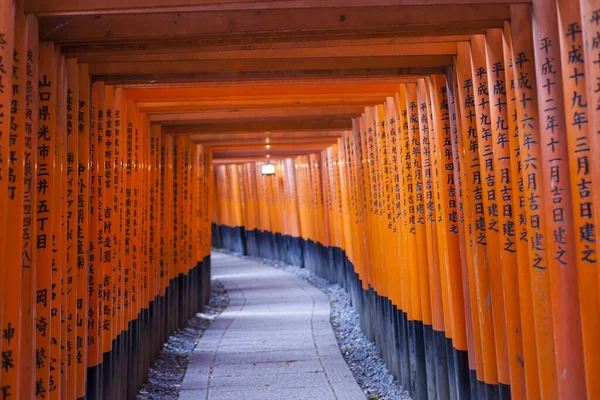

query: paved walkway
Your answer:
[179,252,365,400]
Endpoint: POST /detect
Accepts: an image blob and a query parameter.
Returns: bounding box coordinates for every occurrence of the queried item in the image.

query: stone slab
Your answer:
[180,252,365,400]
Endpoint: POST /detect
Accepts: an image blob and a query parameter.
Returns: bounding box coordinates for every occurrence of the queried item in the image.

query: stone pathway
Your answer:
[179,252,365,400]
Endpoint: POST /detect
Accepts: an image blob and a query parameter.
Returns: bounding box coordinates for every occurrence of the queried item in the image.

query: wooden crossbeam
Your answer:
[60,35,469,59]
[39,5,509,42]
[66,42,459,63]
[135,97,386,112]
[126,84,402,99]
[148,106,365,123]
[119,76,422,88]
[98,69,442,84]
[187,130,345,141]
[211,143,335,158]
[163,120,352,134]
[28,0,530,16]
[87,56,454,76]
[195,135,342,144]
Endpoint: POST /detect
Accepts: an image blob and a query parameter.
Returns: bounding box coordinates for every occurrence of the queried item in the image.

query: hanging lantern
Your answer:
[261,162,275,176]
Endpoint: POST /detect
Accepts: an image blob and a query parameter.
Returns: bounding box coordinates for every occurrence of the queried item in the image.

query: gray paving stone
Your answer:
[213,349,317,365]
[180,253,365,399]
[178,389,208,400]
[209,371,330,390]
[320,355,359,383]
[211,359,323,377]
[180,372,210,390]
[331,383,368,400]
[207,387,336,400]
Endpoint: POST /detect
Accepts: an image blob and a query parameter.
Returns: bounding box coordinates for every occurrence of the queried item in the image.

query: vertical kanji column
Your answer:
[77,63,90,400]
[455,41,490,395]
[65,57,79,400]
[510,5,558,397]
[559,0,600,397]
[0,5,16,397]
[19,13,39,400]
[34,43,56,400]
[531,0,587,396]
[2,2,25,397]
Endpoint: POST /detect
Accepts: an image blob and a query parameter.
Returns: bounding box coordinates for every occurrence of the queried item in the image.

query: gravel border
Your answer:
[136,280,230,400]
[213,249,411,400]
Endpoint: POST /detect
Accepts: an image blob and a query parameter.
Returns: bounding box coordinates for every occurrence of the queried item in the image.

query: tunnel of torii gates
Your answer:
[1,0,600,400]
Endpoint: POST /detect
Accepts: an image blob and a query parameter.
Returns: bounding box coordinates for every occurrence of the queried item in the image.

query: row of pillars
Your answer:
[0,2,214,399]
[212,2,600,399]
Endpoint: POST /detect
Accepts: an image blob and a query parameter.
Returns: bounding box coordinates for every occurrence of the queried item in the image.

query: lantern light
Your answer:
[262,162,275,176]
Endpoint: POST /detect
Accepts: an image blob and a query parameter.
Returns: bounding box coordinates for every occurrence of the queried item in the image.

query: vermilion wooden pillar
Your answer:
[3,2,26,398]
[557,0,600,398]
[19,13,39,400]
[509,6,559,398]
[531,0,587,397]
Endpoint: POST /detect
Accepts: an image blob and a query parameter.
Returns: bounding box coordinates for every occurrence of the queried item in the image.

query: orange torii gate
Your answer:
[0,7,213,399]
[211,4,600,400]
[2,1,600,399]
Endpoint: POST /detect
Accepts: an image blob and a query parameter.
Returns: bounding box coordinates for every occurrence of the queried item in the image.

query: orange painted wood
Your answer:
[75,42,458,65]
[455,41,489,384]
[76,62,90,399]
[414,81,435,331]
[421,77,449,340]
[557,0,600,398]
[0,1,16,396]
[95,80,110,360]
[530,0,587,396]
[423,77,448,339]
[86,56,454,78]
[65,57,80,400]
[580,0,600,324]
[25,0,526,16]
[87,80,103,370]
[18,13,39,400]
[469,34,510,386]
[60,35,466,62]
[396,85,414,327]
[101,84,115,353]
[37,5,509,42]
[140,112,151,312]
[429,74,468,352]
[357,113,372,290]
[509,5,558,397]
[5,2,600,399]
[126,98,138,320]
[165,121,352,135]
[446,63,478,373]
[34,42,57,400]
[115,88,126,337]
[580,1,600,397]
[150,123,161,303]
[501,22,541,400]
[126,84,400,101]
[402,84,422,326]
[51,51,67,400]
[2,2,25,398]
[158,123,167,296]
[484,28,527,398]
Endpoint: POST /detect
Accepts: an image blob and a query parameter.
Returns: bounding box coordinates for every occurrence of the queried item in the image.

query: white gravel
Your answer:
[136,280,230,400]
[214,248,411,400]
